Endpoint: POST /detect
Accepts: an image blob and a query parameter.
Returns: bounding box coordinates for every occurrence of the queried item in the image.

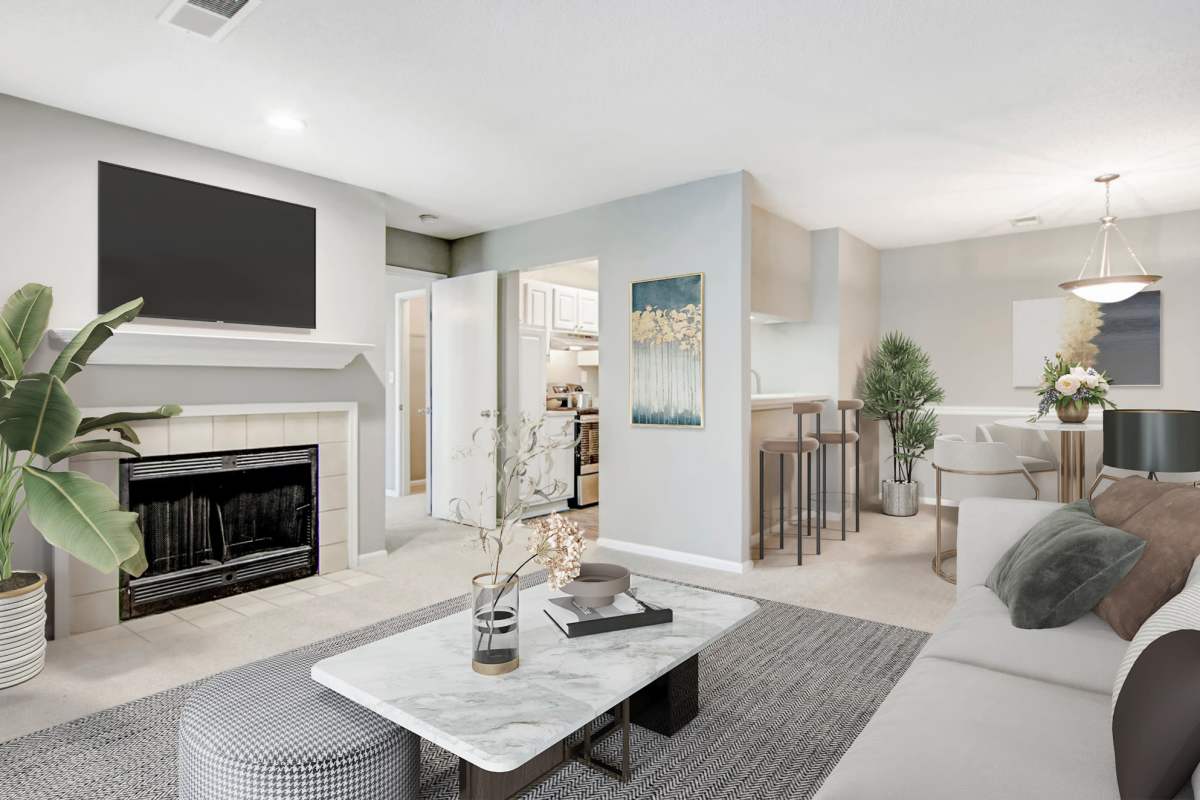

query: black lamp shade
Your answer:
[1103,410,1200,473]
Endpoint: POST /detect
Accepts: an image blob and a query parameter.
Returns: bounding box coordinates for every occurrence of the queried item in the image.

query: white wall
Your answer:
[0,93,389,581]
[452,173,752,569]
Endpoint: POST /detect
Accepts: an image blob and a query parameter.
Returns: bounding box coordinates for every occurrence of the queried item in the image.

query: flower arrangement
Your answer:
[1032,353,1116,421]
[453,413,579,582]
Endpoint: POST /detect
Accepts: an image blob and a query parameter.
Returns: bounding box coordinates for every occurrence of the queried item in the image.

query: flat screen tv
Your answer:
[98,162,316,328]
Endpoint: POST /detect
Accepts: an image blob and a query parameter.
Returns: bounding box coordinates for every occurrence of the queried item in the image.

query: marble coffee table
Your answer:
[311,576,759,799]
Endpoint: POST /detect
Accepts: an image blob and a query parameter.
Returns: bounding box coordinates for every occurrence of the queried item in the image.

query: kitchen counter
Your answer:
[751,393,828,411]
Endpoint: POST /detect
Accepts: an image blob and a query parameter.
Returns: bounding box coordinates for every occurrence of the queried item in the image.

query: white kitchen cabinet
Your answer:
[577,289,599,333]
[552,286,579,332]
[522,281,551,330]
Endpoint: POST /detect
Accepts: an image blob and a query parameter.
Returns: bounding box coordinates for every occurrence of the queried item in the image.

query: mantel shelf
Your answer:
[47,328,374,370]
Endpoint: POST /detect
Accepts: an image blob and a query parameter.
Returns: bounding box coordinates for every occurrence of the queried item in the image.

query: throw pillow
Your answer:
[1112,558,1200,799]
[1093,477,1200,640]
[986,499,1145,629]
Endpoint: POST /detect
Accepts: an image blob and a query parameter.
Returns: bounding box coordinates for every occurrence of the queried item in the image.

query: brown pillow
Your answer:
[1093,477,1200,640]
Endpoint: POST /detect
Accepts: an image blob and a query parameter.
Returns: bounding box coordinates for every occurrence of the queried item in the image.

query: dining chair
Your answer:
[931,434,1039,584]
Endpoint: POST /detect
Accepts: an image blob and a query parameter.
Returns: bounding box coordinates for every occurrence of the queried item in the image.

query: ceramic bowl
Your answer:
[561,563,631,608]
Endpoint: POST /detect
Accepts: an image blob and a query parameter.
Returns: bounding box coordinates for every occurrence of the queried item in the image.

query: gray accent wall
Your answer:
[0,93,388,580]
[386,227,451,274]
[451,173,752,568]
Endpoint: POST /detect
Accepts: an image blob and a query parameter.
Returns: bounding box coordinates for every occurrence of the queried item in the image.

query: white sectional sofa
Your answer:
[815,497,1194,800]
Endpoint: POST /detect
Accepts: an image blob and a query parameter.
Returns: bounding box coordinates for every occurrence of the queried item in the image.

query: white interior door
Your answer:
[430,271,498,524]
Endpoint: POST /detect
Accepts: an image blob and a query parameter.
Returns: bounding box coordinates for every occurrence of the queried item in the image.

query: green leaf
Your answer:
[47,440,141,465]
[0,324,22,381]
[0,373,81,456]
[120,522,148,576]
[0,283,52,361]
[49,297,143,383]
[76,405,181,439]
[21,467,144,576]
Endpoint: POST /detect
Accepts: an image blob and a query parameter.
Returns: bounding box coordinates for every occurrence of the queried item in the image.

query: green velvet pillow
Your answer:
[986,500,1146,629]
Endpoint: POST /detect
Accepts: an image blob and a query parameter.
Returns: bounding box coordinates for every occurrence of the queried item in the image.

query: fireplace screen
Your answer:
[119,446,318,619]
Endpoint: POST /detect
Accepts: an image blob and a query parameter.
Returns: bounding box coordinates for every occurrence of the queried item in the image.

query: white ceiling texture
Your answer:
[1,1,1198,248]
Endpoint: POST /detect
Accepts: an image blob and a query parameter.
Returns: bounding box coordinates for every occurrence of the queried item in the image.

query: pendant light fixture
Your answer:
[1058,174,1160,303]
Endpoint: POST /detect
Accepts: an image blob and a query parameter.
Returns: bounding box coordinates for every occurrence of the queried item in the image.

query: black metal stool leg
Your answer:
[854,409,861,533]
[805,451,812,562]
[778,453,785,550]
[840,409,847,542]
[758,450,765,560]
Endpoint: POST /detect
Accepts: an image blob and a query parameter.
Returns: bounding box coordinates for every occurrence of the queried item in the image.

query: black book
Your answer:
[543,591,673,638]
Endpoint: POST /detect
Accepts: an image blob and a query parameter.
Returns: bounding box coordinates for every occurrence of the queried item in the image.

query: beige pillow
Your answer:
[1092,477,1200,640]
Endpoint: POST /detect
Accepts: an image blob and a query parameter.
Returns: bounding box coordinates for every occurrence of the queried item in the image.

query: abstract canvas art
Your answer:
[630,272,704,427]
[1012,290,1161,387]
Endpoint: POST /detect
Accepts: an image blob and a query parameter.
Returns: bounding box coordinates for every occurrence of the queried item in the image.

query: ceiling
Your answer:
[1,1,1198,248]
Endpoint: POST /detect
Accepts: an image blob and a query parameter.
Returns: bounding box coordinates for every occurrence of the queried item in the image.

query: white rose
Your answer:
[1070,365,1090,380]
[1083,373,1100,389]
[1056,375,1081,395]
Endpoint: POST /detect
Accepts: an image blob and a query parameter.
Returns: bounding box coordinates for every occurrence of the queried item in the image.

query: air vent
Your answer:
[159,0,262,41]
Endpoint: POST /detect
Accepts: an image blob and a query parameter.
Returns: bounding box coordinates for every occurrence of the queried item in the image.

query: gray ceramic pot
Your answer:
[881,480,920,517]
[561,563,631,608]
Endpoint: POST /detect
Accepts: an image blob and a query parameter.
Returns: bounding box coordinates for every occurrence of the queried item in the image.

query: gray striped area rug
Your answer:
[0,576,927,799]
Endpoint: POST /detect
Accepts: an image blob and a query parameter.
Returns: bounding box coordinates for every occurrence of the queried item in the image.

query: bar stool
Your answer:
[817,399,863,541]
[757,401,824,565]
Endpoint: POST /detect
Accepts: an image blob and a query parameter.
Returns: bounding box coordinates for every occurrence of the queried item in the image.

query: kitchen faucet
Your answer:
[750,369,762,394]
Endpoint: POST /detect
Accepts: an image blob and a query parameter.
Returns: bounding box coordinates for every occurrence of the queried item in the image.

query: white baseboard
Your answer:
[358,549,388,562]
[594,537,751,574]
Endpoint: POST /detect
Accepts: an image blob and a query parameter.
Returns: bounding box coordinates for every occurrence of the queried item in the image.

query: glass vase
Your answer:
[471,572,519,675]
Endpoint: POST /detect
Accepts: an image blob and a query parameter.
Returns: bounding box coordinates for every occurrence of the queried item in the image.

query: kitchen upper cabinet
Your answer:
[522,280,551,330]
[552,286,579,332]
[751,206,811,323]
[577,290,599,333]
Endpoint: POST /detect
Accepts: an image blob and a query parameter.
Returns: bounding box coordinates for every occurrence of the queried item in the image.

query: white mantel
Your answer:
[48,328,374,370]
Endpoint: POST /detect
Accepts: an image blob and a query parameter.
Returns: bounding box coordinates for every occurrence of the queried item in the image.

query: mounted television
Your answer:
[98,162,316,328]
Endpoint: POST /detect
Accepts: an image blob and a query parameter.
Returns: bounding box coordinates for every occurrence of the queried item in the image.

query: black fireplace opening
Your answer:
[119,445,319,620]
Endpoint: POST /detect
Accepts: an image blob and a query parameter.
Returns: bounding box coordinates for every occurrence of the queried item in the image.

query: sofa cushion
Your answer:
[921,585,1128,695]
[813,657,1119,800]
[1092,477,1200,640]
[985,500,1145,629]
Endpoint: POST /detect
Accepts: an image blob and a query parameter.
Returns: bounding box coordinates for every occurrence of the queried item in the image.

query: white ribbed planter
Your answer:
[0,573,47,690]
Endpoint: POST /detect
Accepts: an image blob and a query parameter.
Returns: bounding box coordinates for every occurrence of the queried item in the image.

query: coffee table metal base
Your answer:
[458,656,699,800]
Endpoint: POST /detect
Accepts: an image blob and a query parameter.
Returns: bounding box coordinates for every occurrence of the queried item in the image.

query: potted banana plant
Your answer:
[0,283,180,689]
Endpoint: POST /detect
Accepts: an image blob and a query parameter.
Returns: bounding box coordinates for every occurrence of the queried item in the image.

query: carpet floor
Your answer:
[0,575,927,799]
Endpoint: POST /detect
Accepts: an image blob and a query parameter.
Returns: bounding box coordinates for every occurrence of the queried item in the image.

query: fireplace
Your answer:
[119,445,319,620]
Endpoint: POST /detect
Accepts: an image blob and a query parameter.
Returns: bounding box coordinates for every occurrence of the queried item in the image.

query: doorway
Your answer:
[385,267,441,527]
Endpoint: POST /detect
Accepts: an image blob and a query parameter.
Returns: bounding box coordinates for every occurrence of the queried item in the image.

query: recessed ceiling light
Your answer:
[1009,215,1041,228]
[266,114,306,132]
[419,213,439,224]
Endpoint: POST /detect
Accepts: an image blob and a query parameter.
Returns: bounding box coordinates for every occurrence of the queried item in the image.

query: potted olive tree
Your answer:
[861,331,944,517]
[0,283,180,689]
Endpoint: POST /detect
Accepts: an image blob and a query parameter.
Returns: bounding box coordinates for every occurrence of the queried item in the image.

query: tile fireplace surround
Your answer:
[56,402,359,637]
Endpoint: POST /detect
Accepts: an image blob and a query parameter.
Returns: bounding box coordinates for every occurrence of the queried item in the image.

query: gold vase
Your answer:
[1056,399,1090,424]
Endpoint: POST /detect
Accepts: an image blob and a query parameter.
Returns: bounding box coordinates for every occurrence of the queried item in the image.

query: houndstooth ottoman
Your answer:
[178,649,419,800]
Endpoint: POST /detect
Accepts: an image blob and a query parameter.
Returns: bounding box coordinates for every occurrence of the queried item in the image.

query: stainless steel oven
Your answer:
[573,410,599,507]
